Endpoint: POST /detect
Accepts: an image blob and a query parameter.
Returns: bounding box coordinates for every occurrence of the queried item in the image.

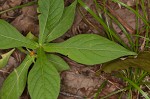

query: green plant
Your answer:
[0,0,137,99]
[78,0,150,98]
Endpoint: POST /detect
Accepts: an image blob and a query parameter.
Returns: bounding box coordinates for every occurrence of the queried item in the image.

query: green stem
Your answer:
[112,0,150,28]
[94,81,107,99]
[121,76,150,99]
[78,0,128,48]
[0,1,37,15]
[100,87,129,99]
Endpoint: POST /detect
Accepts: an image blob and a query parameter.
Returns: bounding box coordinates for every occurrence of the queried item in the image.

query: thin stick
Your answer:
[0,1,37,15]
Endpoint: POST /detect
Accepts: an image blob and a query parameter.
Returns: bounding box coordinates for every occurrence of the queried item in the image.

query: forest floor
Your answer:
[0,0,149,99]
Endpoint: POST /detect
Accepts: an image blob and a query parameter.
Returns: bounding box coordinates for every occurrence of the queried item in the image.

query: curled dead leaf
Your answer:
[102,51,150,73]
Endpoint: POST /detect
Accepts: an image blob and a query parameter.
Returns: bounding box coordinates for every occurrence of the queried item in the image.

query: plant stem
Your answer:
[78,0,128,48]
[121,76,150,99]
[100,87,129,99]
[94,81,107,99]
[0,1,37,15]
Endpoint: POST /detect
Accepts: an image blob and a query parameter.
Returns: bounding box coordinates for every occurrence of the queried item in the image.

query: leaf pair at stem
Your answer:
[0,0,137,99]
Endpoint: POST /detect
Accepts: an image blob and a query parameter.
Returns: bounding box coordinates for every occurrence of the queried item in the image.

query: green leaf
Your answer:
[44,34,137,65]
[102,51,150,73]
[0,19,38,49]
[26,32,38,42]
[28,48,60,99]
[46,0,77,42]
[47,54,70,72]
[0,49,15,69]
[38,0,64,44]
[0,55,33,99]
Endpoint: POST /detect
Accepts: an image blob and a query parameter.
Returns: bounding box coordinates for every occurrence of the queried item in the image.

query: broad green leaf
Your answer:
[46,0,77,42]
[44,34,137,65]
[47,54,70,72]
[0,49,15,69]
[0,55,33,99]
[38,0,64,44]
[102,51,150,73]
[0,19,38,49]
[28,48,60,99]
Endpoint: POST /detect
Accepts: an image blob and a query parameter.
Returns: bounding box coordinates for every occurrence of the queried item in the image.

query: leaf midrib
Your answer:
[46,5,73,39]
[0,34,37,48]
[39,0,56,44]
[38,61,55,98]
[6,57,32,99]
[50,46,134,53]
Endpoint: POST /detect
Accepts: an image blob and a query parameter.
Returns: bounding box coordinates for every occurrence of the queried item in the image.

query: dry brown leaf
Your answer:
[11,5,39,36]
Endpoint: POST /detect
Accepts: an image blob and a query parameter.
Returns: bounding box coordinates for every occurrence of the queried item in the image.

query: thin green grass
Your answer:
[94,0,135,50]
[112,0,150,27]
[78,0,150,98]
[100,87,129,99]
[94,81,107,99]
[121,76,149,99]
[78,0,128,48]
